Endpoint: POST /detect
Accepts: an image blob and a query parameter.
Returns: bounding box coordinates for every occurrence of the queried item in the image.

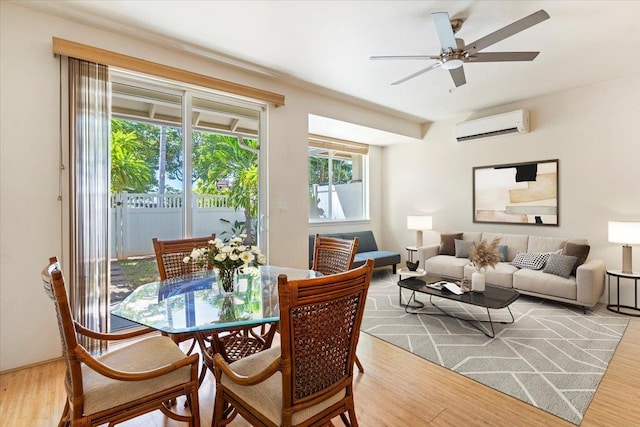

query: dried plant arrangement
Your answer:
[469,237,501,271]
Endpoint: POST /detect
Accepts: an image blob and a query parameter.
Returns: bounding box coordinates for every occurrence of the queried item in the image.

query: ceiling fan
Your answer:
[371,9,550,87]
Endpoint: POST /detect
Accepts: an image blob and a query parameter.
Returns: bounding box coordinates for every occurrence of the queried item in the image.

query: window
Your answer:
[308,135,368,221]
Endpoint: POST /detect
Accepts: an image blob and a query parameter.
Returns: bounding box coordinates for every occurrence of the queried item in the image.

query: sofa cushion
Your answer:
[511,252,550,270]
[462,232,483,243]
[424,255,469,279]
[464,262,518,288]
[439,233,463,256]
[562,243,590,276]
[513,269,577,300]
[454,239,474,258]
[527,236,567,253]
[481,233,528,262]
[543,254,578,278]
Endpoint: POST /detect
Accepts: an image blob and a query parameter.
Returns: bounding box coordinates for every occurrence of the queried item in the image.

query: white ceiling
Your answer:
[19,1,640,135]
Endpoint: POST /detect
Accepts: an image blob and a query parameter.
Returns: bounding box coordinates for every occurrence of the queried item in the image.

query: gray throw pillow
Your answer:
[511,252,550,270]
[455,239,475,258]
[440,233,463,256]
[543,254,578,278]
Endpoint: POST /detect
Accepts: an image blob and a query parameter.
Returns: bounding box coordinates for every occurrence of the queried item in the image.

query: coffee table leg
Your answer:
[399,289,425,310]
[428,297,515,338]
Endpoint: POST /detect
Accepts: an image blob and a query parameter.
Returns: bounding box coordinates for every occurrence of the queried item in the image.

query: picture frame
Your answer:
[473,159,559,226]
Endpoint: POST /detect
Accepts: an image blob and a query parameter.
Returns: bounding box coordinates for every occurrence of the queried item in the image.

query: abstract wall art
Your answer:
[473,159,559,226]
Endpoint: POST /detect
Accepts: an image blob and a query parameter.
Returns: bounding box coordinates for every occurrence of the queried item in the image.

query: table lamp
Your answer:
[608,221,640,274]
[407,215,433,247]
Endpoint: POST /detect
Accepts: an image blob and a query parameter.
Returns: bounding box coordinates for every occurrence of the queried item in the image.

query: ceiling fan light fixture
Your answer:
[441,58,463,70]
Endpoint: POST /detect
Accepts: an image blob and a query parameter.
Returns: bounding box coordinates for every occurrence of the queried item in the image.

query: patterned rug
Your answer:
[362,270,629,425]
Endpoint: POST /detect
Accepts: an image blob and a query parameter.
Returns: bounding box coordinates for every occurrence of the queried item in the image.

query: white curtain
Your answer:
[68,58,110,352]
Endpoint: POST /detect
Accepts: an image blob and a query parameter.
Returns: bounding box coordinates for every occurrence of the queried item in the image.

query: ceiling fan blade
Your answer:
[464,9,550,55]
[449,66,466,87]
[391,63,441,85]
[370,55,440,61]
[468,52,540,62]
[432,12,457,50]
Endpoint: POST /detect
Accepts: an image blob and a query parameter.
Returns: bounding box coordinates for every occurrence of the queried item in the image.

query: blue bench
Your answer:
[309,230,401,274]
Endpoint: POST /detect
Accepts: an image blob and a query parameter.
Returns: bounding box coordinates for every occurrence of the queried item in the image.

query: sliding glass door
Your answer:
[109,72,264,330]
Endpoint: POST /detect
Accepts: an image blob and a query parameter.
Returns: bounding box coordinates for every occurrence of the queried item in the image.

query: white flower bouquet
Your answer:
[183,235,266,271]
[183,235,265,293]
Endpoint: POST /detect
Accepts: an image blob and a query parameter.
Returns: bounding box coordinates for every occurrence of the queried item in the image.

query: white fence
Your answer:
[110,192,245,259]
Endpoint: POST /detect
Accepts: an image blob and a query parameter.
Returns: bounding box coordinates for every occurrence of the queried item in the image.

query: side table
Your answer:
[606,269,640,317]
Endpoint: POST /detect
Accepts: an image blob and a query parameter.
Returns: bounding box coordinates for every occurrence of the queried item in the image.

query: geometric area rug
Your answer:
[362,270,630,425]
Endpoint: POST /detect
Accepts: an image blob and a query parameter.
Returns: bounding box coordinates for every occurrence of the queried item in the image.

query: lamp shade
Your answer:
[407,215,433,231]
[608,221,640,245]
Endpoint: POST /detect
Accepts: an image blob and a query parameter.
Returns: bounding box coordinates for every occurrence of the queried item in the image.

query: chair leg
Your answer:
[198,361,209,386]
[57,400,70,427]
[347,407,359,427]
[354,354,364,373]
[189,385,201,427]
[184,337,197,355]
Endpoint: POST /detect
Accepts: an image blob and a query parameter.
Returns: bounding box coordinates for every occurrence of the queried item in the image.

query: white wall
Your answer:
[383,74,640,306]
[0,3,421,371]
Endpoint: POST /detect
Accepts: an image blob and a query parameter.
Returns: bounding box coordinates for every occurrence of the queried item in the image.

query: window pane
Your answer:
[309,147,365,221]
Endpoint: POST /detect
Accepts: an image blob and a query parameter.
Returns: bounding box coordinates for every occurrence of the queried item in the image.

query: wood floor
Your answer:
[2,318,638,426]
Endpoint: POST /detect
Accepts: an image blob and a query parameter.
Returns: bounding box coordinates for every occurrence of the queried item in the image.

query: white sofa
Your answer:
[417,232,605,310]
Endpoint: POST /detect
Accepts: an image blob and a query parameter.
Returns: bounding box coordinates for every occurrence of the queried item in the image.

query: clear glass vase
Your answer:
[217,268,238,296]
[218,295,238,321]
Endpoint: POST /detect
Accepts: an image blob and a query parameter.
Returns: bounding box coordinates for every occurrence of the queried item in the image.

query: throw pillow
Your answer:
[511,252,551,270]
[440,233,463,256]
[498,245,508,262]
[455,239,475,258]
[562,243,590,276]
[543,254,578,278]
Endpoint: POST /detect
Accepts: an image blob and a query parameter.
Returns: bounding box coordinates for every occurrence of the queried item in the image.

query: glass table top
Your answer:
[111,265,318,334]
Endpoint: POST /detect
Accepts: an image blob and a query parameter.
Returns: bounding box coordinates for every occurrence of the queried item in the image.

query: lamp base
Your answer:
[622,245,633,274]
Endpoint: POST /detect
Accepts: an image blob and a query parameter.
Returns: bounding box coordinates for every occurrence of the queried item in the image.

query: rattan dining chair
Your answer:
[153,234,216,357]
[153,235,277,386]
[311,234,360,276]
[212,259,373,427]
[41,257,201,427]
[311,234,365,373]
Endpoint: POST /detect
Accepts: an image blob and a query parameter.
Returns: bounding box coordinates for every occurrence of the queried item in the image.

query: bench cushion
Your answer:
[354,251,400,268]
[310,231,398,271]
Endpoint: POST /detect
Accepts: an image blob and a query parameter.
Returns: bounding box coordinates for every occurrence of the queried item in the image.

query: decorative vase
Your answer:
[472,270,486,293]
[406,260,420,271]
[219,295,238,322]
[217,268,238,296]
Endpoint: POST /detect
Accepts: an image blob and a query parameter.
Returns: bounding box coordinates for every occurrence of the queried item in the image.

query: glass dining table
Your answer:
[111,265,319,334]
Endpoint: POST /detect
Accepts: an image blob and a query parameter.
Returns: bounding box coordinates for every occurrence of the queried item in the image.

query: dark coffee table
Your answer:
[398,275,520,338]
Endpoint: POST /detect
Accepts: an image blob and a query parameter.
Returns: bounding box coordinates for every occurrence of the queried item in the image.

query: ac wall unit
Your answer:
[455,109,529,142]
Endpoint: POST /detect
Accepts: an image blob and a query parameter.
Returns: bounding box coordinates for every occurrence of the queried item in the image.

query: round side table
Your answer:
[399,246,428,308]
[606,269,640,317]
